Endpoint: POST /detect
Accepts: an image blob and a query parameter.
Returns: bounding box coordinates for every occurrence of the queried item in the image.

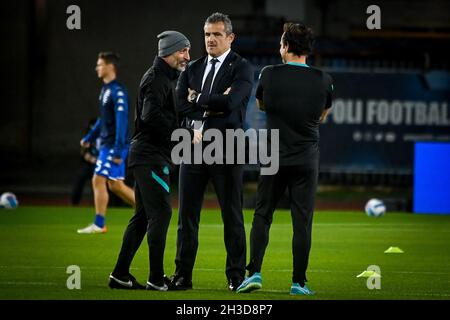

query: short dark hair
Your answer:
[281,23,314,56]
[98,52,121,69]
[205,12,233,34]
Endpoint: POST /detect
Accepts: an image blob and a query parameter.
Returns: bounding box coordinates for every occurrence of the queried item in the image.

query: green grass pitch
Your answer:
[0,206,449,300]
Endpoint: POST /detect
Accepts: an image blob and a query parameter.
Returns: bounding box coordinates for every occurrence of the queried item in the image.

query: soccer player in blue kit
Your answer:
[77,52,135,234]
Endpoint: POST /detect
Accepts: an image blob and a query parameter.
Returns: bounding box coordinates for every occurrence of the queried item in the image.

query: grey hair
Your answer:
[205,12,233,34]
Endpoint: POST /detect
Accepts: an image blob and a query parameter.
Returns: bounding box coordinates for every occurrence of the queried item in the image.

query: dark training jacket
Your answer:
[128,56,191,167]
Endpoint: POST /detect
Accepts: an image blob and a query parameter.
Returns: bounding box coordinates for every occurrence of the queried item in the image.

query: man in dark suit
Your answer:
[170,12,253,291]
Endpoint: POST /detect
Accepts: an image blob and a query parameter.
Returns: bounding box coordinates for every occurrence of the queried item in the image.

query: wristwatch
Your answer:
[188,91,198,103]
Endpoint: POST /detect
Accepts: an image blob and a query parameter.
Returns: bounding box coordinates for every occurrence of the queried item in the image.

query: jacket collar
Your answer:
[206,48,231,65]
[153,56,179,80]
[103,79,118,87]
[210,50,235,92]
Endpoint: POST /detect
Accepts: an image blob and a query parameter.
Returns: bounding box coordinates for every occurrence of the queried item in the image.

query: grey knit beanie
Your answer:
[157,30,191,57]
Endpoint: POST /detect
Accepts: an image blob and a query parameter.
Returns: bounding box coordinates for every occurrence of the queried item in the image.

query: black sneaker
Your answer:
[168,274,193,291]
[146,281,168,291]
[108,273,145,290]
[146,275,171,291]
[228,277,244,292]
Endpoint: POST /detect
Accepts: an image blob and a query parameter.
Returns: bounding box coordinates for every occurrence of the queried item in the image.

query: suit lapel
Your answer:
[191,57,208,91]
[211,51,235,93]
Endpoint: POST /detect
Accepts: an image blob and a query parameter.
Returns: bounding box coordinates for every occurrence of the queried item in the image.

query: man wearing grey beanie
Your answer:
[158,30,191,60]
[109,30,202,291]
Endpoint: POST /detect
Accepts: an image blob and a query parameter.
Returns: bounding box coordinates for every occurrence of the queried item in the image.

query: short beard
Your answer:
[177,63,186,72]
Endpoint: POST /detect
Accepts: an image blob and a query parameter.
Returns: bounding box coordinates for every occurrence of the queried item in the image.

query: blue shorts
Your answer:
[94,146,129,181]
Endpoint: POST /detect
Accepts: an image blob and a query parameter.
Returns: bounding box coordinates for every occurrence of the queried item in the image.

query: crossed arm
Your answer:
[178,61,253,115]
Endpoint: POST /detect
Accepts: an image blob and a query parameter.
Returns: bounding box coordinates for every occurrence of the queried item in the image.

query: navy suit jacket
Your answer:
[176,50,254,131]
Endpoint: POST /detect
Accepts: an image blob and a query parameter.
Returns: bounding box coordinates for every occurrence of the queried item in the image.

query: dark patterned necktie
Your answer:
[198,58,219,105]
[193,58,219,130]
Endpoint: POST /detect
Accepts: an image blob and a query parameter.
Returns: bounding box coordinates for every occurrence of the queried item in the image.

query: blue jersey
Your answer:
[83,80,129,159]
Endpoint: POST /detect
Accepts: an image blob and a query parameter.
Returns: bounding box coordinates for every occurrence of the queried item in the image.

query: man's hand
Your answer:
[256,98,265,111]
[192,129,202,144]
[319,108,331,123]
[223,87,231,95]
[83,153,97,164]
[188,88,198,103]
[80,139,90,148]
[112,157,123,165]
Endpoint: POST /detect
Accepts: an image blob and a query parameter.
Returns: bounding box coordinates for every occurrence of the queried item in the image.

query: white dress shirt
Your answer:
[200,48,231,93]
[193,49,231,131]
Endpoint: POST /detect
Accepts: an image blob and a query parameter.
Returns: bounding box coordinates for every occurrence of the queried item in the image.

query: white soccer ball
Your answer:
[365,198,385,217]
[0,192,19,209]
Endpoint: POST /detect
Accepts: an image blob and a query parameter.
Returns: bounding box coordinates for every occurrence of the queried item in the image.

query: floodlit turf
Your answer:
[0,206,449,300]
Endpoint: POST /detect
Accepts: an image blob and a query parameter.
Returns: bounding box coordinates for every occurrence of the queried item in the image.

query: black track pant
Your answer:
[248,164,318,285]
[112,164,171,283]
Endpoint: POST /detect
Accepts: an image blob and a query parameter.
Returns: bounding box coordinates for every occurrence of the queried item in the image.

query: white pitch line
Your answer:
[0,266,65,269]
[200,224,450,232]
[0,266,138,270]
[1,266,448,276]
[0,281,57,286]
[0,282,448,298]
[194,268,450,276]
[314,223,431,227]
[268,269,450,276]
[259,289,450,297]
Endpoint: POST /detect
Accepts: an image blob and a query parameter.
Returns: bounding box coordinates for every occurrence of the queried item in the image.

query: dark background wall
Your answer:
[2,0,450,196]
[4,0,450,157]
[3,0,255,159]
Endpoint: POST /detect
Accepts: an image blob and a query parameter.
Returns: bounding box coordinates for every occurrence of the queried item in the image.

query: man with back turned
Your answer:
[237,23,333,296]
